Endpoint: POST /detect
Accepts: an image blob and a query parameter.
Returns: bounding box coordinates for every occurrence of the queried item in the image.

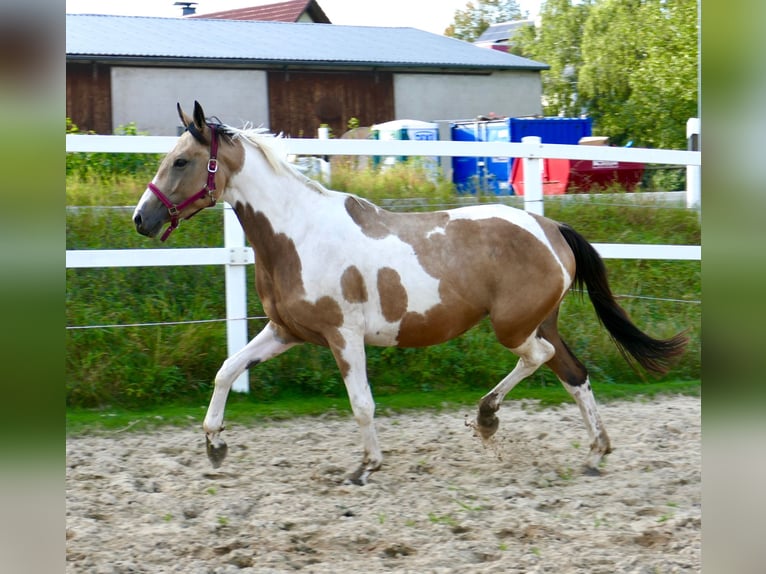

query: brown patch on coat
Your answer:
[341,265,368,303]
[377,267,408,322]
[345,195,449,240]
[345,198,567,349]
[233,204,346,360]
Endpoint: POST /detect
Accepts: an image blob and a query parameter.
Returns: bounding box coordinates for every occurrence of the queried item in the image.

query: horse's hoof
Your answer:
[206,435,228,468]
[343,461,380,486]
[476,395,500,440]
[343,474,367,487]
[476,416,499,440]
[583,465,602,477]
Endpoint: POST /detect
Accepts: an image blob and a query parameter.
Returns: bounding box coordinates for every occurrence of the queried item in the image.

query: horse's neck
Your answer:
[225,145,345,256]
[228,146,330,217]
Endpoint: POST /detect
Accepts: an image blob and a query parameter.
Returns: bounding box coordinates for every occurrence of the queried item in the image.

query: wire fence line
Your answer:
[65,292,700,331]
[66,191,691,214]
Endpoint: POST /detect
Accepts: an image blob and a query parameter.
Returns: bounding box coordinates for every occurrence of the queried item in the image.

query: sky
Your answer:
[65,0,544,36]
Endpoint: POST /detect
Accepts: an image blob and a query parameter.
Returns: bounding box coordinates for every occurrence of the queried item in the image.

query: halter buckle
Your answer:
[207,159,219,173]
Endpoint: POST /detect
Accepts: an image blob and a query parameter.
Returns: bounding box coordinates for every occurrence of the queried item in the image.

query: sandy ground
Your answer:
[66,395,700,573]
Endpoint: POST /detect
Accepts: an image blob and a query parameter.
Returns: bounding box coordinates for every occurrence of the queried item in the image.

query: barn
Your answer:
[65,13,548,138]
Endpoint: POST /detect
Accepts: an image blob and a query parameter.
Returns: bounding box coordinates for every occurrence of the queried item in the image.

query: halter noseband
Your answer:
[148,123,220,242]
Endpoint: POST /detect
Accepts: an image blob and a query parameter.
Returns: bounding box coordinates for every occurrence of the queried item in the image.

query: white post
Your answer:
[521,136,544,215]
[317,126,331,182]
[686,118,701,209]
[223,202,250,393]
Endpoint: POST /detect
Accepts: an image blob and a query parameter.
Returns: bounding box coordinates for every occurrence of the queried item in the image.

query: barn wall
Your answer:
[393,71,542,121]
[111,67,270,135]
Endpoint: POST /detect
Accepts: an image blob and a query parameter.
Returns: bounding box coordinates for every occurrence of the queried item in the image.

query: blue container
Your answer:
[451,117,593,194]
[509,117,592,145]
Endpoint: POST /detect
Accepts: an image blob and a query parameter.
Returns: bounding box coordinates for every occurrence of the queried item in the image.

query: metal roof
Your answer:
[66,14,548,71]
[475,20,534,44]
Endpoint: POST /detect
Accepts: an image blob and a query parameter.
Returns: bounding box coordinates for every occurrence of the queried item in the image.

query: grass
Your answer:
[66,379,699,436]
[66,161,700,410]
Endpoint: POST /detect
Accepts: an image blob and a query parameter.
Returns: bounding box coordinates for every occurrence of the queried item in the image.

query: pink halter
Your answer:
[148,123,220,241]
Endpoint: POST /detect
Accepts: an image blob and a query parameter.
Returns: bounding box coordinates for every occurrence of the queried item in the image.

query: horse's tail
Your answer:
[558,223,687,375]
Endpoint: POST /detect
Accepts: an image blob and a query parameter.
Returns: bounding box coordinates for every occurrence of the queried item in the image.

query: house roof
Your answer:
[475,20,534,44]
[191,0,331,24]
[65,14,548,72]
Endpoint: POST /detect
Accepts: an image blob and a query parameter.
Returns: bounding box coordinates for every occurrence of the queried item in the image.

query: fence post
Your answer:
[686,118,701,209]
[317,126,331,182]
[521,136,544,215]
[223,202,250,393]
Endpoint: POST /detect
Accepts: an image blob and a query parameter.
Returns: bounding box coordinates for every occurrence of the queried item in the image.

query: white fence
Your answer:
[66,134,701,392]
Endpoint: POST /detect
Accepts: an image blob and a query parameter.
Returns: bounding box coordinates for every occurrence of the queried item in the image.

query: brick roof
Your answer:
[192,0,331,23]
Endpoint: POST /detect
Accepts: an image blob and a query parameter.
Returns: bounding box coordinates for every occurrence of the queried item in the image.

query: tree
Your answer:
[445,0,524,42]
[579,0,698,148]
[513,0,698,148]
[510,0,593,117]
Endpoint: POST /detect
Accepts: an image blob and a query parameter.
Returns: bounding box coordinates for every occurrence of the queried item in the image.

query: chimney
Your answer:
[174,2,197,16]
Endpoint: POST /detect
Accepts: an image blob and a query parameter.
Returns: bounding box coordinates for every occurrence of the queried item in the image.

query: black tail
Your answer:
[558,223,687,375]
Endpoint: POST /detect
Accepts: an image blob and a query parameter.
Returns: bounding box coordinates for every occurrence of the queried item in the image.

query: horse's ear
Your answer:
[191,101,212,143]
[193,101,206,130]
[177,102,193,129]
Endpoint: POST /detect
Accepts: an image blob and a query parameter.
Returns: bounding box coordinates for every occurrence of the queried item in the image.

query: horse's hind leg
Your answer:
[203,321,298,467]
[475,334,556,441]
[538,312,612,474]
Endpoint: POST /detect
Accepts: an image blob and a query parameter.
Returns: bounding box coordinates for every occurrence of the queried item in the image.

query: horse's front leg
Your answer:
[203,321,298,467]
[330,334,381,485]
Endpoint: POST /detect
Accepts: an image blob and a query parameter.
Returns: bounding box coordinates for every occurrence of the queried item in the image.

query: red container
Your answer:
[510,158,644,195]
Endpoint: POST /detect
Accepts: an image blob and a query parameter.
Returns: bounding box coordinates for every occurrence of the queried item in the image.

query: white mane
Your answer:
[226,125,330,195]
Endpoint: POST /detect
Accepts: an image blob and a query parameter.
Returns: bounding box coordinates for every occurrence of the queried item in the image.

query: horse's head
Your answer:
[133,101,243,240]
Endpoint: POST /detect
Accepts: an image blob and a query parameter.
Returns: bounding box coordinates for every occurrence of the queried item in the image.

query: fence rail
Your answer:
[66,134,701,391]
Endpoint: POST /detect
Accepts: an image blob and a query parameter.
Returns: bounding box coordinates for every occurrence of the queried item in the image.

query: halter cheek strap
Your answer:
[148,123,220,242]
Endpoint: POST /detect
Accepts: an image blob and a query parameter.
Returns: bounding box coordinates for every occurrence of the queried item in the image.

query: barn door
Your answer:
[66,63,113,134]
[267,71,394,138]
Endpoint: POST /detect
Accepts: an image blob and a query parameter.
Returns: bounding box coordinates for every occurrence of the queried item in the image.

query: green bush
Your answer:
[66,118,163,183]
[66,164,700,408]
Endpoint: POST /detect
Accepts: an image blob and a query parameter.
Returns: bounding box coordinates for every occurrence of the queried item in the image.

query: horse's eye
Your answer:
[173,158,188,168]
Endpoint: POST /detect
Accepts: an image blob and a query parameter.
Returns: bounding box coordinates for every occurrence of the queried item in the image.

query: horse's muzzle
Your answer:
[132,211,163,238]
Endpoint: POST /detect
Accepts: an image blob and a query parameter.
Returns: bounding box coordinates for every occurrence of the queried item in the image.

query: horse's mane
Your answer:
[216,122,331,195]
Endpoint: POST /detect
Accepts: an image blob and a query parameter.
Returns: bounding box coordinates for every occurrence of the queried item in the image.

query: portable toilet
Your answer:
[370,119,440,174]
[451,119,512,195]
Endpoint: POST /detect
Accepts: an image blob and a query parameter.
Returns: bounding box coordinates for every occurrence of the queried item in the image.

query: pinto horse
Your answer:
[133,102,686,484]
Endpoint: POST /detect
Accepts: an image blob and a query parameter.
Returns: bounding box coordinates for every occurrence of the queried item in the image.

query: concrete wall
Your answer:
[393,71,542,122]
[109,67,542,136]
[111,67,270,135]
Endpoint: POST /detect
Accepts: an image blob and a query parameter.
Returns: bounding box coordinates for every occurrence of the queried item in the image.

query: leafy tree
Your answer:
[625,0,699,148]
[579,0,698,148]
[445,0,524,42]
[510,0,593,117]
[513,0,698,148]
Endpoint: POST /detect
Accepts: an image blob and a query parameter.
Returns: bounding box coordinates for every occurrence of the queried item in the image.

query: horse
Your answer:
[133,102,687,484]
